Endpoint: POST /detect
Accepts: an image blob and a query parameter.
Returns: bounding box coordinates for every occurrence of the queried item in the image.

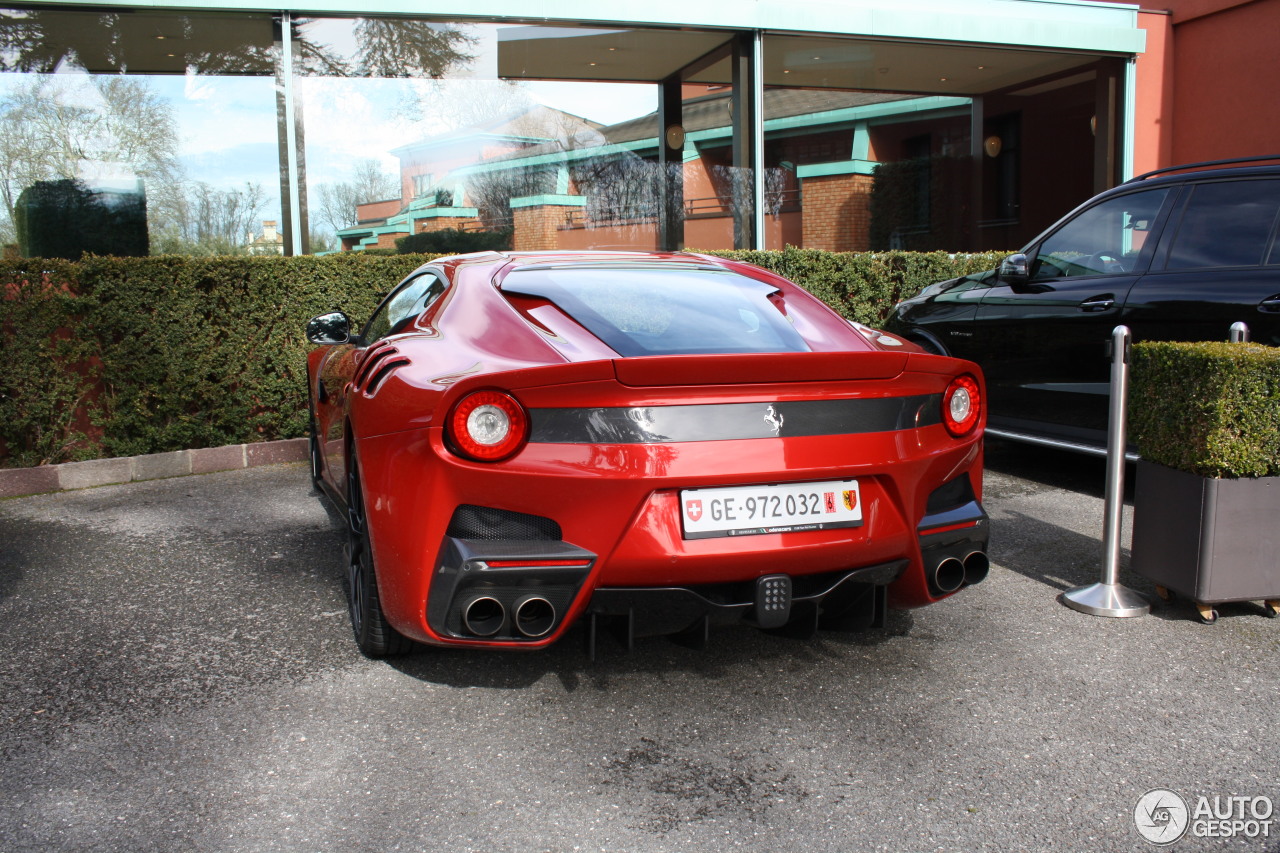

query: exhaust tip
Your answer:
[462,596,505,637]
[963,551,990,586]
[933,557,965,594]
[513,596,556,638]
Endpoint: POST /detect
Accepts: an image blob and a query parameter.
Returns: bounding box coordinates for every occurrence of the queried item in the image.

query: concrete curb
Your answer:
[0,437,309,499]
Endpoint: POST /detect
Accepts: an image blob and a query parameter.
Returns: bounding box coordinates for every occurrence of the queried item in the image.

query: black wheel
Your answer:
[307,413,323,490]
[345,460,414,658]
[1196,606,1219,625]
[306,376,324,490]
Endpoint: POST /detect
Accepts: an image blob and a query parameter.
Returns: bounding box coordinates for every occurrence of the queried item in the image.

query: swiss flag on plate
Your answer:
[685,499,703,521]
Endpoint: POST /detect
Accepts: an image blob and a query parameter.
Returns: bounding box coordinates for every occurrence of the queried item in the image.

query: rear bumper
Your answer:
[424,533,911,648]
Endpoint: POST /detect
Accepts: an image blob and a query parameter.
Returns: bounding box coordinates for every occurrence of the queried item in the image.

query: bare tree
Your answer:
[353,19,476,78]
[313,158,399,235]
[0,10,474,78]
[151,181,268,255]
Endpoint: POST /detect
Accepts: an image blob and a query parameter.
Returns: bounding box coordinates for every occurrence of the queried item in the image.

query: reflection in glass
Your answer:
[297,19,747,254]
[0,7,281,255]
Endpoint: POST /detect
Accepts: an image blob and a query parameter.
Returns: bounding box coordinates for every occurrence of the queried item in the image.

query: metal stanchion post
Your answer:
[1062,325,1150,618]
[1230,322,1250,343]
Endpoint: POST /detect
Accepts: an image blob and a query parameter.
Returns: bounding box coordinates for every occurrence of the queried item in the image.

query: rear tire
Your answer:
[308,415,323,490]
[345,460,414,658]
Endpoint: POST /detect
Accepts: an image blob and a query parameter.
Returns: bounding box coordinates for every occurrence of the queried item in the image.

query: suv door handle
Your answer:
[1079,295,1116,312]
[1258,294,1280,313]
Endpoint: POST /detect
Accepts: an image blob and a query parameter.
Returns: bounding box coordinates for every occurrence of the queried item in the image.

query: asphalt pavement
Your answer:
[1,441,1278,852]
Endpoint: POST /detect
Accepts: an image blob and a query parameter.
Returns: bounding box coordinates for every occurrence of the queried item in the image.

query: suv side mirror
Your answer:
[306,311,351,345]
[998,253,1029,285]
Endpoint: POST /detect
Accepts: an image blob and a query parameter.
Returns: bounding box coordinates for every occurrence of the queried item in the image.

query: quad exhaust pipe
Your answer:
[513,596,556,638]
[460,594,557,638]
[462,596,505,637]
[928,550,990,594]
[962,551,990,586]
[933,557,965,593]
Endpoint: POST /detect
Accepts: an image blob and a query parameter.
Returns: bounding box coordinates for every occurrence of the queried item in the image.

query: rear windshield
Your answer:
[501,264,810,357]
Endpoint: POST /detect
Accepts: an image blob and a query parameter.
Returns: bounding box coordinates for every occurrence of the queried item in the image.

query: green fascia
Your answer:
[767,96,972,134]
[685,96,970,148]
[337,205,479,241]
[364,221,412,239]
[450,139,654,176]
[404,199,480,216]
[796,160,878,179]
[27,0,1145,55]
[509,194,587,209]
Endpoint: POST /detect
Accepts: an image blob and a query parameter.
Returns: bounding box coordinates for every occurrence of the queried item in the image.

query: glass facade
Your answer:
[0,7,1128,258]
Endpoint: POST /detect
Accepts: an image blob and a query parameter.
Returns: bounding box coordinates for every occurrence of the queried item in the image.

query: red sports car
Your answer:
[306,251,989,657]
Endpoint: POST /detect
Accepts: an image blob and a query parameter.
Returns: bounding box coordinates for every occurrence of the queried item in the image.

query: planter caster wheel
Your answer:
[1195,603,1218,625]
[1263,599,1280,619]
[1155,585,1175,603]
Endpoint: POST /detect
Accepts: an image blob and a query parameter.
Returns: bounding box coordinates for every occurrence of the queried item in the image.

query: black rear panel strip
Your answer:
[529,395,942,444]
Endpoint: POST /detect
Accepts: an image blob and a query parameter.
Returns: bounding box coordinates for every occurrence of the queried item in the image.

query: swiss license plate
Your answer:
[680,480,862,539]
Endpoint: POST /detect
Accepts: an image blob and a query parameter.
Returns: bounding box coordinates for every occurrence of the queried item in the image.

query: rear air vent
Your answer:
[354,342,410,396]
[446,505,562,541]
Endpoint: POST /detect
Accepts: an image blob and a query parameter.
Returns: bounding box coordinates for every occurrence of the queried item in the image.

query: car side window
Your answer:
[361,272,445,344]
[1030,188,1170,281]
[1163,179,1280,270]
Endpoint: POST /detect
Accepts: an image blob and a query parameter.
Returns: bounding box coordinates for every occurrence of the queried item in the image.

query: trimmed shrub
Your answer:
[396,228,512,255]
[1130,341,1280,478]
[0,253,435,466]
[0,262,98,467]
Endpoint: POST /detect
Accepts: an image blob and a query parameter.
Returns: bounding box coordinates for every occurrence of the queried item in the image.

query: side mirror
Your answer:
[306,311,351,345]
[998,253,1029,285]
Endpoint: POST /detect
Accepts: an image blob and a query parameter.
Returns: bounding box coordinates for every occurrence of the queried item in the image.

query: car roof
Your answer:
[498,250,722,271]
[1123,155,1280,186]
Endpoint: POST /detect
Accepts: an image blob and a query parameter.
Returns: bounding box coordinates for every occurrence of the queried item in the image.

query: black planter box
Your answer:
[1131,460,1280,603]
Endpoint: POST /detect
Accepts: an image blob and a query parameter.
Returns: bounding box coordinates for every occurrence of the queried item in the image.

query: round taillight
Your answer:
[449,390,528,461]
[942,374,982,437]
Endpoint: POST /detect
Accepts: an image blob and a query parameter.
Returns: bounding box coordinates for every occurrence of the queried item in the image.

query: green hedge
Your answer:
[0,261,97,467]
[1,254,435,467]
[1,248,1006,468]
[1131,341,1280,478]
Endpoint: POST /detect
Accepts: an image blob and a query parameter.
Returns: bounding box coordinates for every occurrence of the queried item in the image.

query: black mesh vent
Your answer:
[446,505,562,541]
[926,474,976,514]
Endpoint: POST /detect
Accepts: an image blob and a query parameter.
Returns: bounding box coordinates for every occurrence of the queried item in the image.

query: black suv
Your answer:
[889,156,1280,454]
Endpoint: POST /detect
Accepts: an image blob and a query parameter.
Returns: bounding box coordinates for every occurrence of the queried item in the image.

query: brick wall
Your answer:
[801,173,874,252]
[418,217,479,233]
[512,205,577,251]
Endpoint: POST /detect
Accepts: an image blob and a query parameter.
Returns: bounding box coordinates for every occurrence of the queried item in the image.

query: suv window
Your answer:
[1164,179,1280,270]
[1031,188,1170,281]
